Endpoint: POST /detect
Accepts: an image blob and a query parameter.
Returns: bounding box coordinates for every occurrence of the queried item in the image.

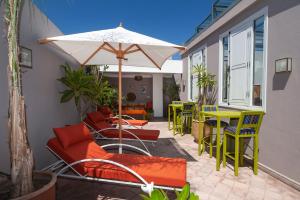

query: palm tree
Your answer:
[2,0,34,197]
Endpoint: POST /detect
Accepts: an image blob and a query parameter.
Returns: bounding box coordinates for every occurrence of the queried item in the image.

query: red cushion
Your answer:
[99,106,112,115]
[53,123,92,149]
[94,121,112,130]
[87,112,105,123]
[102,128,159,141]
[47,138,186,187]
[112,119,148,126]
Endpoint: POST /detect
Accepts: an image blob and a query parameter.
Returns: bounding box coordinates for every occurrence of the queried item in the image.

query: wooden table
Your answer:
[200,111,241,171]
[168,104,183,134]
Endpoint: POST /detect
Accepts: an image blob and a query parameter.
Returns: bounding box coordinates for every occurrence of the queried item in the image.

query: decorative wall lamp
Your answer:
[275,58,292,73]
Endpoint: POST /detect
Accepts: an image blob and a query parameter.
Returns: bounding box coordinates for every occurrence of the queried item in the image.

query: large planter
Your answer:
[12,172,56,200]
[192,119,212,143]
[192,119,204,143]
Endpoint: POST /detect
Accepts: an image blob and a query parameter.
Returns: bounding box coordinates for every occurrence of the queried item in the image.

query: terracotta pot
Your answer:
[192,120,204,143]
[12,172,56,200]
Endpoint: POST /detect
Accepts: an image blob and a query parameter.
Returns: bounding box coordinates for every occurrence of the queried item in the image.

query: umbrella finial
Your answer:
[119,22,123,27]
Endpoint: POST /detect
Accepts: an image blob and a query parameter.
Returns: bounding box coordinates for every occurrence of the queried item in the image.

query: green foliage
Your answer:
[97,80,118,110]
[140,184,200,200]
[163,76,180,102]
[192,64,216,89]
[58,63,99,117]
[192,64,217,109]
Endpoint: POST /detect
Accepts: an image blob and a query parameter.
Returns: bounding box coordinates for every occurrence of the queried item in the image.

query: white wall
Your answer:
[0,1,79,172]
[152,74,163,117]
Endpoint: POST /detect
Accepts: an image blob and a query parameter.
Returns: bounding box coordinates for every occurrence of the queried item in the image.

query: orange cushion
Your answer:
[122,110,147,115]
[99,106,112,115]
[94,121,112,130]
[103,128,159,141]
[53,123,92,149]
[47,138,186,187]
[87,111,105,123]
[112,119,148,126]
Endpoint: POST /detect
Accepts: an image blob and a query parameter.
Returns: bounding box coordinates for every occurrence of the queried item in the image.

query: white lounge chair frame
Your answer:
[44,146,183,194]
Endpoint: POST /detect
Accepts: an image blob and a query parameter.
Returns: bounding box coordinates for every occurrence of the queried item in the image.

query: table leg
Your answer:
[173,107,177,135]
[168,106,171,130]
[216,117,221,171]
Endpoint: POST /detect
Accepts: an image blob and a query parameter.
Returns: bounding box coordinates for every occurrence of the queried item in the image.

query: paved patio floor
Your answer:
[57,121,300,200]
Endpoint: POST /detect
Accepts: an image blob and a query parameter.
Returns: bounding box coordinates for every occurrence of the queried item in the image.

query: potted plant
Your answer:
[1,0,56,199]
[146,109,154,121]
[58,63,100,119]
[191,64,217,143]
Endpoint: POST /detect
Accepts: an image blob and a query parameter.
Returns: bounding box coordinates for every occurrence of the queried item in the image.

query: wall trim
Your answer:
[243,155,300,191]
[258,162,300,191]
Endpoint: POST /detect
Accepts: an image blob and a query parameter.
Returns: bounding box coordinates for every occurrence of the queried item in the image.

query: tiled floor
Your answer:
[57,121,300,200]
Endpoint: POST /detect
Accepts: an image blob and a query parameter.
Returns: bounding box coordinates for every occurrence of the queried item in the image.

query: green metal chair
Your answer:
[223,111,264,176]
[199,105,229,157]
[172,101,183,105]
[174,102,195,136]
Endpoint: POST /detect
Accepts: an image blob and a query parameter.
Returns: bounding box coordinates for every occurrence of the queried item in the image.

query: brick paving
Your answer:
[57,121,300,200]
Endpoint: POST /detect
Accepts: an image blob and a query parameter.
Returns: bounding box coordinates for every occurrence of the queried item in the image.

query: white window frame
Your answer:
[218,6,268,111]
[188,45,207,102]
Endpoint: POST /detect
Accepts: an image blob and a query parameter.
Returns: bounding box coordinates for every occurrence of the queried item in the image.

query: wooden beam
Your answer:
[123,44,136,54]
[104,42,118,54]
[38,38,55,44]
[125,49,140,54]
[102,46,115,54]
[82,43,106,66]
[135,44,161,69]
[174,46,186,51]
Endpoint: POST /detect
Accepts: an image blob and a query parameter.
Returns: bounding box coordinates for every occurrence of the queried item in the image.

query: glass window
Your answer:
[222,36,230,102]
[190,48,206,101]
[253,16,264,106]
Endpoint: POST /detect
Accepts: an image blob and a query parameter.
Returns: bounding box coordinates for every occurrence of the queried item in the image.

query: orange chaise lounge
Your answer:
[46,123,187,193]
[83,111,159,142]
[99,107,148,127]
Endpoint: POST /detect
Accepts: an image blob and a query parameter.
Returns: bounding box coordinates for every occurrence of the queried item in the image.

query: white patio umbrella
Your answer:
[39,24,185,152]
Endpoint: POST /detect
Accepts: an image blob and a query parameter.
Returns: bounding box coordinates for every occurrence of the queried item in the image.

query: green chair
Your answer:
[172,101,183,105]
[174,102,195,136]
[200,105,229,157]
[223,111,264,176]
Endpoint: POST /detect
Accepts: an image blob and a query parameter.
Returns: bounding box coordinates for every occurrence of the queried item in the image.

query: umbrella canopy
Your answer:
[39,25,185,153]
[39,25,184,68]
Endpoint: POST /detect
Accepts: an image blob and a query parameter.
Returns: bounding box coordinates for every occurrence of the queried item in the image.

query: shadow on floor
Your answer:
[98,138,197,162]
[57,177,177,200]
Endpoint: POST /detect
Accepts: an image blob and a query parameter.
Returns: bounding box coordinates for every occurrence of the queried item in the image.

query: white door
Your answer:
[229,23,252,105]
[191,51,203,101]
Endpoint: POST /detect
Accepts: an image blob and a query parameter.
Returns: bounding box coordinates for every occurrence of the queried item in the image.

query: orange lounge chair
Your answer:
[45,123,187,193]
[84,111,159,142]
[98,106,148,127]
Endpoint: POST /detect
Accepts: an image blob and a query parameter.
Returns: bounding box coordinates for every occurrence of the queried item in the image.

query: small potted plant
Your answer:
[191,64,217,143]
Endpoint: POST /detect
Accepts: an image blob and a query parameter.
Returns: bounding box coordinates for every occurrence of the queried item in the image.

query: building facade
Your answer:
[181,0,300,188]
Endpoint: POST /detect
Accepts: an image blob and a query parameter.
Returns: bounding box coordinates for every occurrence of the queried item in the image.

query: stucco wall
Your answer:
[0,1,79,172]
[107,76,153,104]
[181,0,300,184]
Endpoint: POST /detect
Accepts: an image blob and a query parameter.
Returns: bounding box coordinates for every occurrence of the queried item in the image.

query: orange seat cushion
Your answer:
[87,111,106,123]
[111,119,148,126]
[103,128,159,141]
[84,118,159,141]
[47,138,186,188]
[122,110,147,116]
[53,123,93,149]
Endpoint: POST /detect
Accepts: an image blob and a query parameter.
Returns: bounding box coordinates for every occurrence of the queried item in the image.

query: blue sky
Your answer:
[35,0,213,46]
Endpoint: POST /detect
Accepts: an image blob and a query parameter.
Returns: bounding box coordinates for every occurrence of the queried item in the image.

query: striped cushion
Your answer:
[203,106,217,112]
[224,126,255,134]
[243,115,259,124]
[205,120,228,127]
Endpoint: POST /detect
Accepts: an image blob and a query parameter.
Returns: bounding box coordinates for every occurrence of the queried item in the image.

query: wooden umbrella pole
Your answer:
[117,43,123,154]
